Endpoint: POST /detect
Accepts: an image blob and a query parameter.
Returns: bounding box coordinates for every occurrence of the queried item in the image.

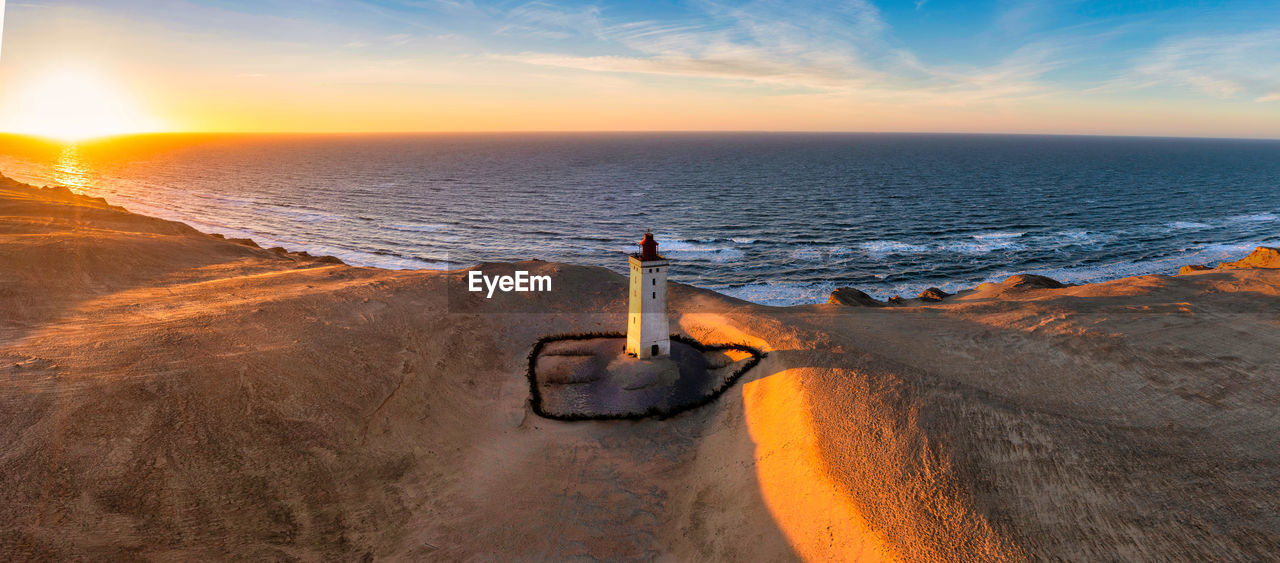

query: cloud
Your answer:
[500,50,873,92]
[498,0,888,91]
[386,33,415,45]
[1129,29,1280,101]
[885,42,1067,105]
[494,0,1067,105]
[993,0,1050,37]
[487,0,884,94]
[495,2,604,39]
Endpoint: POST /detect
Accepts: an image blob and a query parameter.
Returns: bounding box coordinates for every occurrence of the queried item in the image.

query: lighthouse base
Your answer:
[529,335,763,420]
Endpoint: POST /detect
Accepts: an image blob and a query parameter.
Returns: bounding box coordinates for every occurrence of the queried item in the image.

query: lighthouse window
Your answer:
[652,292,656,299]
[651,279,655,286]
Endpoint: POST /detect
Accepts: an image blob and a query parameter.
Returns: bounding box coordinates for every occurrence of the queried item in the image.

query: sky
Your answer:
[0,0,1278,138]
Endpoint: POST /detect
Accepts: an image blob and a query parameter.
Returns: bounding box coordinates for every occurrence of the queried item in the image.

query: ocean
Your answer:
[2,132,1278,305]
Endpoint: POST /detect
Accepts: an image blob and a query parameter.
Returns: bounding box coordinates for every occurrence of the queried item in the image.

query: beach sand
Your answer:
[1,176,1278,560]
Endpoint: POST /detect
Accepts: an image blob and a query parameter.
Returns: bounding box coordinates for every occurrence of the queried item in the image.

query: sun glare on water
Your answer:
[1,68,165,142]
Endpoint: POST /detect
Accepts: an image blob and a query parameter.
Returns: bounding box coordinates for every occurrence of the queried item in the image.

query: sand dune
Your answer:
[1,176,1278,559]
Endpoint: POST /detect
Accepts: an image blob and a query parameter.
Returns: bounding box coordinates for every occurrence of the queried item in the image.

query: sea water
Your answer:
[2,132,1277,305]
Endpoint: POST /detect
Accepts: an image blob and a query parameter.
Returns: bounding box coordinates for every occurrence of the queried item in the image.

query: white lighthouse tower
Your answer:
[626,231,670,358]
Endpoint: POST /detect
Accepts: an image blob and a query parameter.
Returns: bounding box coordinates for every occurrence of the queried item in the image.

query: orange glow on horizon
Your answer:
[0,68,167,142]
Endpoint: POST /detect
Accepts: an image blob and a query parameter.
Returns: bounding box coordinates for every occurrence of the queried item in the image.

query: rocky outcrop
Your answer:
[1002,274,1066,290]
[918,287,951,301]
[828,287,884,307]
[1217,246,1280,270]
[1178,264,1213,275]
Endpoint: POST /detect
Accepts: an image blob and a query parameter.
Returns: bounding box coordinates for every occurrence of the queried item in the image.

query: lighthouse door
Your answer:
[651,344,659,356]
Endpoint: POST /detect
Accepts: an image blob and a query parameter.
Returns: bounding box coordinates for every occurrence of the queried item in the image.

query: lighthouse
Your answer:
[626,231,670,359]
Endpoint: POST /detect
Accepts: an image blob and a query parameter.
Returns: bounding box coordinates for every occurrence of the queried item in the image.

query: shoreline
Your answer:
[2,171,1274,307]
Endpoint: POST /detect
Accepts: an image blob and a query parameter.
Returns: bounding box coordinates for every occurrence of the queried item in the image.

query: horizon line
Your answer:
[3,130,1279,143]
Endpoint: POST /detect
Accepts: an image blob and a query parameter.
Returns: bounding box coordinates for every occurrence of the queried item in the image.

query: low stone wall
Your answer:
[526,332,765,421]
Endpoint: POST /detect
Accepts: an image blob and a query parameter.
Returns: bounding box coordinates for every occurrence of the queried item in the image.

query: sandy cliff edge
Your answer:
[1,176,1278,560]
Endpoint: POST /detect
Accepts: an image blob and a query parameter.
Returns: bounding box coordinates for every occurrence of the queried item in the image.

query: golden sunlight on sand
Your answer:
[743,369,897,561]
[678,312,774,351]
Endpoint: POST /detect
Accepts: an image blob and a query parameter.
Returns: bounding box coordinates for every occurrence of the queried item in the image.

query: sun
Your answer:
[1,68,166,142]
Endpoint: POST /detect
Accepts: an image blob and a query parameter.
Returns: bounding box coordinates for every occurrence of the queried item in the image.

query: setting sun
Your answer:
[0,68,165,141]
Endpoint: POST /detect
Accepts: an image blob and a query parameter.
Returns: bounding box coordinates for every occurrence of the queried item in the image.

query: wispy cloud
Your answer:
[886,42,1069,105]
[495,1,604,39]
[490,1,884,94]
[494,0,1071,105]
[1128,28,1280,101]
